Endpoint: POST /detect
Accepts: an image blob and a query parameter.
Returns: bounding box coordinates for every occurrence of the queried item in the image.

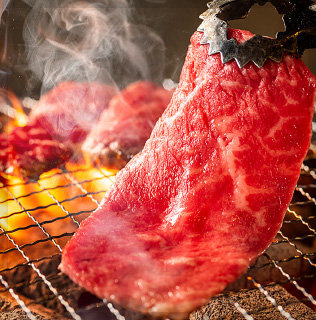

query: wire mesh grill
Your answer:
[1,150,316,319]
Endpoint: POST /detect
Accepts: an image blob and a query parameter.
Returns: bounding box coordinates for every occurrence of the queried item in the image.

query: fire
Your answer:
[6,90,28,128]
[0,164,116,243]
[0,163,116,272]
[0,90,117,245]
[0,89,28,137]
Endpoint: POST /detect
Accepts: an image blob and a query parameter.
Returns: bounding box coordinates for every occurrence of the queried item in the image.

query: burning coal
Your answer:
[22,0,166,94]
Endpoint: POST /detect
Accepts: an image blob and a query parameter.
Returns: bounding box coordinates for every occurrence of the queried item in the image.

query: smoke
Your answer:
[0,0,11,88]
[22,0,166,94]
[144,0,167,3]
[0,0,10,18]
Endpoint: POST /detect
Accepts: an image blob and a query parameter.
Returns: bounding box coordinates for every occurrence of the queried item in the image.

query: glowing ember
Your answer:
[0,88,117,245]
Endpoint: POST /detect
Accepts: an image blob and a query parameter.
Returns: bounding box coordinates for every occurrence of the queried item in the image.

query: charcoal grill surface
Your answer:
[1,146,316,320]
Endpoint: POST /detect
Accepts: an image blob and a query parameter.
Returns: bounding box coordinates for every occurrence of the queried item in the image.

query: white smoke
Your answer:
[23,0,166,94]
[0,0,10,18]
[0,0,11,87]
[144,0,167,3]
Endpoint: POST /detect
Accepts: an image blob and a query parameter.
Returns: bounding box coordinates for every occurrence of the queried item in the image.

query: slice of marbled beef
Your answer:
[82,81,173,170]
[60,29,316,319]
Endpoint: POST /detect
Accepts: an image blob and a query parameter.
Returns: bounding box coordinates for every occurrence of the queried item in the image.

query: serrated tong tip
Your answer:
[199,0,316,68]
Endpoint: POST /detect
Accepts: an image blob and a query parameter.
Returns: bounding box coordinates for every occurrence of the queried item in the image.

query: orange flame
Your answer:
[0,93,116,250]
[7,90,28,127]
[0,164,116,242]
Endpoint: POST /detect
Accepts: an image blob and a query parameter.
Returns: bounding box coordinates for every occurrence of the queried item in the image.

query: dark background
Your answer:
[0,0,315,98]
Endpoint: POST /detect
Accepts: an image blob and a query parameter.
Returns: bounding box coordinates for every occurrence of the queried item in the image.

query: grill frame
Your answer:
[1,154,316,320]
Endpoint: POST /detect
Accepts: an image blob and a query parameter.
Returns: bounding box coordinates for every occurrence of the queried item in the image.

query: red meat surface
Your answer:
[30,82,117,145]
[0,134,9,173]
[2,82,116,179]
[82,81,173,170]
[60,29,316,319]
[6,124,72,180]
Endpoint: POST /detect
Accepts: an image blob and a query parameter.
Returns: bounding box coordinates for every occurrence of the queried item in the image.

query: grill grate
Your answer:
[1,155,316,319]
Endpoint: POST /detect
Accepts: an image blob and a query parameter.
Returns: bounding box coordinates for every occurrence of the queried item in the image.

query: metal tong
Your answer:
[198,0,316,67]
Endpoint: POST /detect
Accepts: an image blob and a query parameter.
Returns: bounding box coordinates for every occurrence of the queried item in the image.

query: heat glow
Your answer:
[0,98,116,245]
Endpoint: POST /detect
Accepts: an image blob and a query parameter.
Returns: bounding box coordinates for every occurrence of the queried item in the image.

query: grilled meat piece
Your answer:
[82,81,173,170]
[60,29,316,319]
[30,82,117,145]
[7,123,72,180]
[2,82,116,180]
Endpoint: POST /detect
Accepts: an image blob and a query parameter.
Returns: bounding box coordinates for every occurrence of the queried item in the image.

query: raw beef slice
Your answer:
[82,81,174,170]
[3,82,116,179]
[60,29,316,319]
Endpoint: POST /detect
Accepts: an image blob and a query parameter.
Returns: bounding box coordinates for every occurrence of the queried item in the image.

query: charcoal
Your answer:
[190,285,316,320]
[3,254,83,317]
[0,290,68,320]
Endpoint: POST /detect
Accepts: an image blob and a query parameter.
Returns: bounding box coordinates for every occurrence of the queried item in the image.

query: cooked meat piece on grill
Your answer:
[2,82,116,180]
[82,81,173,170]
[60,29,316,319]
[30,82,117,145]
[7,124,73,180]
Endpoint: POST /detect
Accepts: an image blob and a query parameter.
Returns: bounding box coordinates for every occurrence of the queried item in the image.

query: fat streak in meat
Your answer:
[60,29,316,319]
